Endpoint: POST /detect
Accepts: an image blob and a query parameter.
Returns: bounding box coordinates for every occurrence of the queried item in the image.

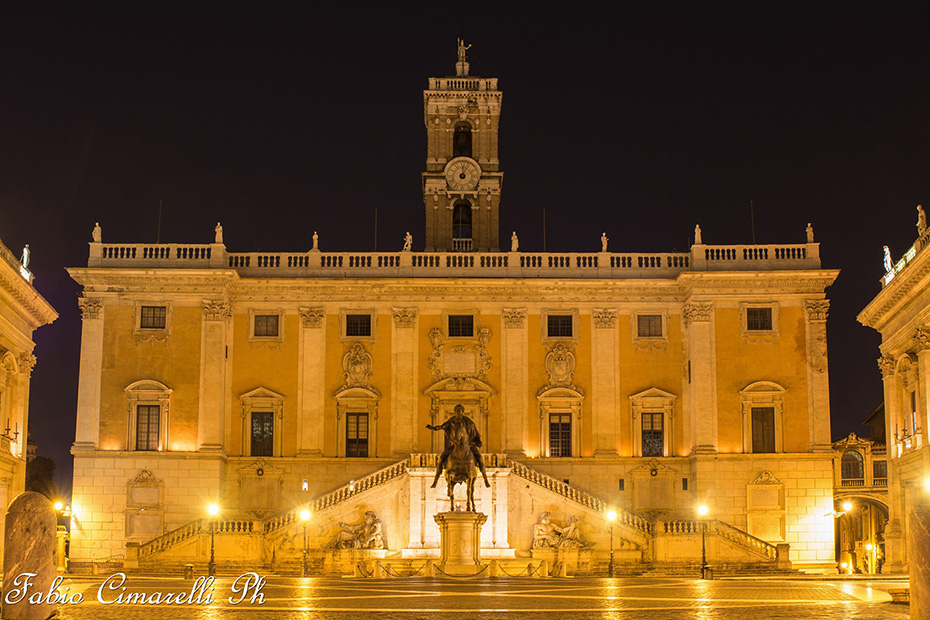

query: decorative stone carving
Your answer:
[750,470,782,486]
[77,297,103,320]
[326,511,384,549]
[130,469,161,485]
[683,302,712,325]
[392,307,417,328]
[532,512,593,549]
[805,300,830,322]
[592,309,618,329]
[878,355,895,378]
[545,343,575,386]
[202,300,231,321]
[343,344,373,387]
[299,307,325,328]
[427,327,491,381]
[502,308,526,328]
[18,353,36,376]
[914,327,930,352]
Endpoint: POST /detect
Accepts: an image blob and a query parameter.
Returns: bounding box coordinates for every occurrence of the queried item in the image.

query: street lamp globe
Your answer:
[842,501,853,512]
[54,501,64,511]
[697,504,708,517]
[300,509,311,521]
[606,510,617,522]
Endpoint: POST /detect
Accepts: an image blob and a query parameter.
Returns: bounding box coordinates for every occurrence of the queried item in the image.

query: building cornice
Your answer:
[0,257,57,329]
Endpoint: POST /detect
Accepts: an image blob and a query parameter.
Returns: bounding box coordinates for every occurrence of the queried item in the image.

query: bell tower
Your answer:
[422,40,502,252]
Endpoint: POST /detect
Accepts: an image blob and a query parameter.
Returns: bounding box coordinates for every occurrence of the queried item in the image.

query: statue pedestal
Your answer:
[434,512,487,576]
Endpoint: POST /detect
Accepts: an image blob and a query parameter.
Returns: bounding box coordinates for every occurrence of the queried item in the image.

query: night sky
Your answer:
[3,5,928,495]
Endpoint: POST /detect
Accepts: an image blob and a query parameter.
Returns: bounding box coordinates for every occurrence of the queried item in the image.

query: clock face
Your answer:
[445,158,480,191]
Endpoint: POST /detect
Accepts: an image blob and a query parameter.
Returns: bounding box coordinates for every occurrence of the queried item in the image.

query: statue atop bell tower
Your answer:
[422,42,502,252]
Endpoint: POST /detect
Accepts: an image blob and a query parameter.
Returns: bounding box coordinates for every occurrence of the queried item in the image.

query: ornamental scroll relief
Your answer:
[202,301,231,321]
[427,327,491,381]
[343,344,373,388]
[78,297,103,320]
[682,302,713,326]
[299,307,325,328]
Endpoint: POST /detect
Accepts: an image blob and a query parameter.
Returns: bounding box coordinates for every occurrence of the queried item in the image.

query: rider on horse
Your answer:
[426,404,491,488]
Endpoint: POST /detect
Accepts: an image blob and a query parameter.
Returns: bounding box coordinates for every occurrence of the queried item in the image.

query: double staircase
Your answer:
[128,454,785,575]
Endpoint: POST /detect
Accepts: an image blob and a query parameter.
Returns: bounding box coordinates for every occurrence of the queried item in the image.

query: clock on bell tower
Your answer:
[422,41,502,252]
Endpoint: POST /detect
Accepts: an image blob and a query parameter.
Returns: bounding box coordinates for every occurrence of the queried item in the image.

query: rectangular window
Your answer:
[547,315,573,338]
[135,405,160,451]
[911,391,918,432]
[873,460,887,480]
[637,315,663,338]
[448,315,474,338]
[746,307,773,331]
[642,412,664,457]
[751,407,776,453]
[345,314,372,338]
[253,314,279,338]
[140,306,167,329]
[251,412,274,457]
[549,412,572,457]
[618,479,625,491]
[346,412,369,458]
[682,477,689,491]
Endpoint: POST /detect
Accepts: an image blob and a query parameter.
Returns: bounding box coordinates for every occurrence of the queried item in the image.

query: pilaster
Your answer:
[684,302,717,454]
[591,309,618,457]
[74,297,104,448]
[297,308,326,456]
[804,300,832,451]
[879,354,905,572]
[198,301,230,453]
[501,308,527,456]
[914,327,930,449]
[391,308,418,456]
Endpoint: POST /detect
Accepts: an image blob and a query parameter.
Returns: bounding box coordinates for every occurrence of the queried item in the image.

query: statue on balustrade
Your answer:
[215,222,223,244]
[511,231,519,252]
[532,512,593,549]
[92,222,102,243]
[883,245,893,274]
[326,511,384,549]
[918,204,927,237]
[601,232,608,252]
[403,232,413,252]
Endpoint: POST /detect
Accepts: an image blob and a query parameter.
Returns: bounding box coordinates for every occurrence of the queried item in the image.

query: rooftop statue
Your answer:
[457,39,471,63]
[402,232,412,252]
[806,222,814,243]
[214,222,223,244]
[511,231,519,252]
[92,222,102,243]
[20,245,29,270]
[918,205,927,237]
[312,231,319,251]
[601,232,608,252]
[694,224,703,245]
[883,245,893,274]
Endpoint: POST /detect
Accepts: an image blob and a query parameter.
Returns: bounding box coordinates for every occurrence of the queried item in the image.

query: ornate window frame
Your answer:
[541,309,579,343]
[333,386,380,458]
[631,309,668,350]
[740,381,786,453]
[133,301,172,343]
[125,380,172,452]
[239,387,285,457]
[537,386,583,457]
[629,388,677,457]
[740,302,779,343]
[249,308,285,347]
[340,308,376,342]
[442,309,480,340]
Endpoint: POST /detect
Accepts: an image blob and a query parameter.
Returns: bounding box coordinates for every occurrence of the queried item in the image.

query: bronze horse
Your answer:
[442,417,478,512]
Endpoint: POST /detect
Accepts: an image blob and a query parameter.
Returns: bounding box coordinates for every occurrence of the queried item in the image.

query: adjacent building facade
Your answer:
[69,48,840,572]
[858,213,930,573]
[0,236,57,563]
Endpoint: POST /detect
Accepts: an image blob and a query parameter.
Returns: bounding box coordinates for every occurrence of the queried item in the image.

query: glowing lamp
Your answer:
[53,501,64,511]
[208,504,219,516]
[606,510,617,522]
[300,509,311,521]
[842,501,853,512]
[697,505,709,517]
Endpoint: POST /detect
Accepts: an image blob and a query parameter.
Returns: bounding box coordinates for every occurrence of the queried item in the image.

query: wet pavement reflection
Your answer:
[50,575,910,619]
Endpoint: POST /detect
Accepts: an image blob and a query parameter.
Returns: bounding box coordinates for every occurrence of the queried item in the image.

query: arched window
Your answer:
[453,122,472,158]
[841,450,864,482]
[452,200,472,251]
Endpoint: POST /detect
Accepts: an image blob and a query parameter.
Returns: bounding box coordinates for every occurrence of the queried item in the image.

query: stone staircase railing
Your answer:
[407,452,511,469]
[510,459,652,535]
[138,518,258,559]
[659,519,776,561]
[264,459,409,534]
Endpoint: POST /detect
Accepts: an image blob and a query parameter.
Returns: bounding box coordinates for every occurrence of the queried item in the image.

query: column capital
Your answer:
[878,355,896,378]
[201,300,231,321]
[18,353,36,376]
[592,309,618,329]
[77,297,103,320]
[805,299,830,322]
[502,308,527,328]
[299,307,325,328]
[683,302,713,326]
[914,327,930,352]
[392,307,417,328]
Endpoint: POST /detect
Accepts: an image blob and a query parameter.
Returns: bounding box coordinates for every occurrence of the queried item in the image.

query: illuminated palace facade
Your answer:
[69,51,840,572]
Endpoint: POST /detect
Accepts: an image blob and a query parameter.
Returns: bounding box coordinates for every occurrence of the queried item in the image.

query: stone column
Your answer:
[391,308,418,457]
[501,308,528,456]
[879,355,906,573]
[198,301,230,452]
[908,492,930,619]
[592,309,619,457]
[804,300,832,451]
[914,327,930,450]
[297,308,325,456]
[74,297,104,449]
[684,302,717,454]
[13,354,35,460]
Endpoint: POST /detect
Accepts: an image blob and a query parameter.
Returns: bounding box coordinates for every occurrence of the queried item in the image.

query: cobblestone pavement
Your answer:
[41,575,909,619]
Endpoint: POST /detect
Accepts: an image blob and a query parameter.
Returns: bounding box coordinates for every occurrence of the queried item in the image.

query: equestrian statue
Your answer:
[426,404,491,512]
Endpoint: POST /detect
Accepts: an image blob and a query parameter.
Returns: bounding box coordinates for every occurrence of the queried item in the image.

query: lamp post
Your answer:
[697,505,709,579]
[208,503,219,577]
[300,509,311,577]
[606,510,617,577]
